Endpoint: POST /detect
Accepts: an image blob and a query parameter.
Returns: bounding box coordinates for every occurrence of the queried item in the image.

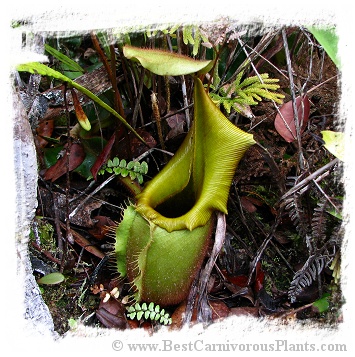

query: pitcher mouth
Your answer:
[135,77,255,233]
[154,189,196,219]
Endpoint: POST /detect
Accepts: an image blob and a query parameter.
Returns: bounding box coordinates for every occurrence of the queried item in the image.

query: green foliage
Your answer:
[44,44,85,76]
[126,302,172,325]
[181,25,210,56]
[37,272,65,285]
[321,130,345,161]
[307,27,339,68]
[312,293,330,313]
[95,157,148,184]
[30,217,55,252]
[68,318,79,330]
[209,70,284,115]
[123,45,212,76]
[145,24,209,57]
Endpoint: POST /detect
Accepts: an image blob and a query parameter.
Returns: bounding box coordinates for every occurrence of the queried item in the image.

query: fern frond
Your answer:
[126,302,172,325]
[284,193,310,238]
[311,197,329,246]
[92,157,148,184]
[182,25,210,56]
[208,70,284,116]
[288,254,327,303]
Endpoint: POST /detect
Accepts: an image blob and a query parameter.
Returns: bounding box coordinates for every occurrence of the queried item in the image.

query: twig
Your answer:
[141,103,194,128]
[279,158,339,202]
[131,67,146,128]
[176,28,191,130]
[282,28,306,173]
[59,222,105,259]
[61,85,73,272]
[69,174,116,220]
[91,33,125,119]
[197,212,226,324]
[247,210,283,285]
[277,302,314,319]
[110,45,122,115]
[31,241,61,265]
[151,92,167,160]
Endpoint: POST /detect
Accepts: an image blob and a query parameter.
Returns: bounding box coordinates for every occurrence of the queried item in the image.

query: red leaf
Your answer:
[43,143,85,182]
[274,95,310,142]
[221,269,249,287]
[90,133,115,181]
[254,261,265,293]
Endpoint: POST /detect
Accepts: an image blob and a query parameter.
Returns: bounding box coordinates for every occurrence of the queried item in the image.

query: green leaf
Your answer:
[127,161,135,170]
[308,27,340,68]
[43,146,64,168]
[312,293,330,313]
[119,159,127,168]
[127,306,135,313]
[137,174,143,185]
[45,44,85,74]
[140,162,148,174]
[37,272,65,285]
[128,312,136,319]
[113,167,122,175]
[321,130,345,161]
[74,151,97,178]
[120,168,129,177]
[123,45,212,76]
[327,207,342,220]
[112,157,120,166]
[68,318,78,330]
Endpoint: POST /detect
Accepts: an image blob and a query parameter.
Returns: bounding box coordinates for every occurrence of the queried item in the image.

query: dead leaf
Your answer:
[36,120,54,148]
[59,222,105,259]
[274,95,310,142]
[240,196,257,213]
[39,187,103,228]
[96,307,127,329]
[210,300,230,320]
[129,128,157,157]
[229,306,259,318]
[99,292,126,316]
[165,111,186,140]
[43,143,85,181]
[88,215,116,240]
